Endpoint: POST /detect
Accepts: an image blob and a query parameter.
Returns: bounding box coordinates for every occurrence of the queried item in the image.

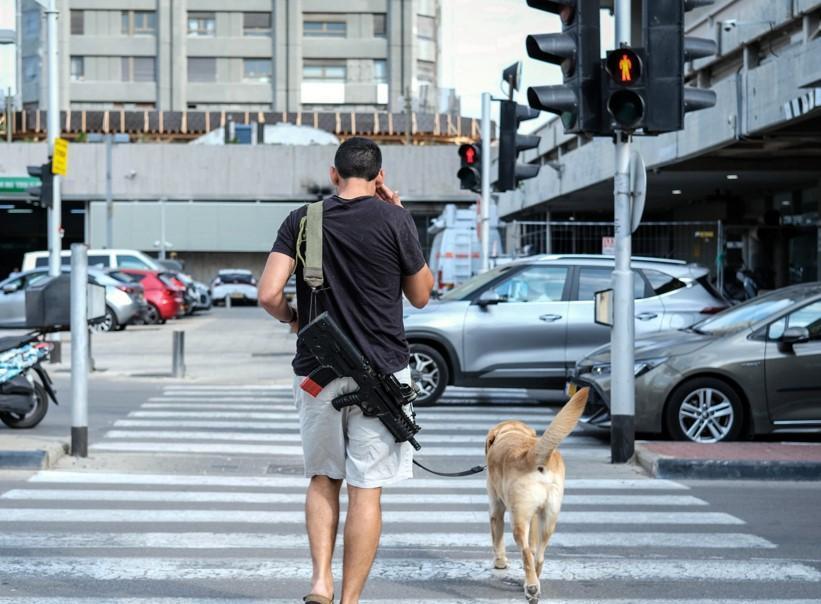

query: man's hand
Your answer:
[376,183,402,208]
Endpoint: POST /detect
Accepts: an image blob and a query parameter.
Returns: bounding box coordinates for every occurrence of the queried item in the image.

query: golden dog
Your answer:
[484,388,590,603]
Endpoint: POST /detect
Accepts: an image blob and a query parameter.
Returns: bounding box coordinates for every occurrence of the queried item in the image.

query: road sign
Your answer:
[0,176,40,194]
[629,150,646,233]
[52,137,69,176]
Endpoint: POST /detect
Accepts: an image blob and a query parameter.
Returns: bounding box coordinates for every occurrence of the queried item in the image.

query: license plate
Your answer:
[565,382,578,397]
[231,293,244,299]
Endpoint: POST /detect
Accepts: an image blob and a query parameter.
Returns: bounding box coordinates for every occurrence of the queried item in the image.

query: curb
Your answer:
[0,439,70,470]
[634,446,821,480]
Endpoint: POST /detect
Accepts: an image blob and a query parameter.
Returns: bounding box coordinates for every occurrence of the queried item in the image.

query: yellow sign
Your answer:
[52,138,69,176]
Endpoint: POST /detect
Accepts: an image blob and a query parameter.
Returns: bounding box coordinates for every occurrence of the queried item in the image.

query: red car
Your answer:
[121,269,182,323]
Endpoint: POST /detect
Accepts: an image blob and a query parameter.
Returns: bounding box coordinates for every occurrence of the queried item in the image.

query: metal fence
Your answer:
[506,220,725,290]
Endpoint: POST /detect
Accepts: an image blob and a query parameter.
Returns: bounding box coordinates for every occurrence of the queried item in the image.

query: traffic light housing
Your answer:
[604,47,646,132]
[525,0,602,134]
[643,0,717,134]
[498,100,541,192]
[26,162,53,209]
[457,143,481,193]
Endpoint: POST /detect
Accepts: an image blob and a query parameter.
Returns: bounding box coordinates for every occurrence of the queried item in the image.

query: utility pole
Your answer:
[105,134,113,248]
[479,92,491,273]
[45,0,61,277]
[610,0,635,463]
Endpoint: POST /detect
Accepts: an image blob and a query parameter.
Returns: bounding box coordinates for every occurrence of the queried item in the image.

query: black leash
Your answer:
[413,459,486,477]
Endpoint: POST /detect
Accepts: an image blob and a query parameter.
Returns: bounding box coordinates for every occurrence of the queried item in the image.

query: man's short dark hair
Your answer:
[334,137,382,181]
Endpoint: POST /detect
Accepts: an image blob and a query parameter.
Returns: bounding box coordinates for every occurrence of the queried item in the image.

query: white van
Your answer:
[21,249,161,272]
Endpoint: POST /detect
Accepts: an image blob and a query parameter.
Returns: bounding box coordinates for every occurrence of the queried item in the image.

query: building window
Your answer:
[23,10,39,38]
[187,12,215,37]
[70,56,84,81]
[373,13,386,38]
[243,12,271,36]
[70,10,84,35]
[373,59,387,84]
[243,58,271,83]
[22,56,39,82]
[303,61,346,82]
[121,57,156,82]
[417,60,435,83]
[417,15,435,40]
[122,11,157,35]
[188,57,217,82]
[303,18,346,38]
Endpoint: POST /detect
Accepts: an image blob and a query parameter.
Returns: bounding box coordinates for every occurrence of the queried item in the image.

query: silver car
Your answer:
[404,255,727,405]
[570,282,821,442]
[0,269,140,331]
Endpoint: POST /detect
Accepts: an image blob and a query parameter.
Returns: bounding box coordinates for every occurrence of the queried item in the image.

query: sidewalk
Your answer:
[635,441,821,480]
[0,434,68,470]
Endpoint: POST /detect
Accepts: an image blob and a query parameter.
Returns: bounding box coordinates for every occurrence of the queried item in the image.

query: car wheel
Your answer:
[91,307,117,333]
[0,382,49,429]
[409,344,448,407]
[144,304,160,325]
[665,377,744,443]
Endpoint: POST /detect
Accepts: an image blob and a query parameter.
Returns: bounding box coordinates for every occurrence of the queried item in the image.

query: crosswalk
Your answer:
[0,384,818,602]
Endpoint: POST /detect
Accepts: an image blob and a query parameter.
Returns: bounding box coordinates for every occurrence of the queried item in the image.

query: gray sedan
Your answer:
[404,254,727,405]
[570,282,821,442]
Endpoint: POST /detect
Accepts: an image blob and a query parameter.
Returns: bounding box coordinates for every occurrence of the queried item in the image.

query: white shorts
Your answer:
[292,367,414,489]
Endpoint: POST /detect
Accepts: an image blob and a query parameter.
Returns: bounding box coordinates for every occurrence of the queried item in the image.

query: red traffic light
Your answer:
[606,49,642,85]
[458,143,480,165]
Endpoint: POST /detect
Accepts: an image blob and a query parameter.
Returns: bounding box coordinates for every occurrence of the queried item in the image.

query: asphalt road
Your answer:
[0,308,818,603]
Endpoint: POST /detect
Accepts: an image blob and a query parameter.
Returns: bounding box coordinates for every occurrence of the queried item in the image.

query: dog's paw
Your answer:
[524,583,540,603]
[493,557,508,570]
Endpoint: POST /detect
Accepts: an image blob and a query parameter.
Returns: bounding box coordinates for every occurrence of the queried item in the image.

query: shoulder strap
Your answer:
[302,200,324,289]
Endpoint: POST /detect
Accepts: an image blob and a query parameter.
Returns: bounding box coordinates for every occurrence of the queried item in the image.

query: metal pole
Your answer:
[46,0,61,277]
[105,134,113,248]
[70,243,88,457]
[480,92,491,273]
[16,0,22,111]
[159,198,167,260]
[5,88,11,143]
[544,211,552,254]
[610,0,635,464]
[172,331,185,378]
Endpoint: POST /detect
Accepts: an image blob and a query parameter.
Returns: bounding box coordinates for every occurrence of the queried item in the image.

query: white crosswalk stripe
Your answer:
[0,385,810,601]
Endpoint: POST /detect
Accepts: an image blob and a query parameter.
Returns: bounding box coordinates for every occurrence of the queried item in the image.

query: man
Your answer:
[258,136,434,604]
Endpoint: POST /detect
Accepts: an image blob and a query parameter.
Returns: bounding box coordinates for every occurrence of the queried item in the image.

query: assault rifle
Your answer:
[299,312,422,451]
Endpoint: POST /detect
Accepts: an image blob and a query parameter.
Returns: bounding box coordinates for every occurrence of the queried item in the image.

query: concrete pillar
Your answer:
[170,0,187,110]
[285,0,302,111]
[158,0,172,110]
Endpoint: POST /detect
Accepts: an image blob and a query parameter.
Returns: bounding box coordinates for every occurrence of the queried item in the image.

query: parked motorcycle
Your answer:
[0,333,58,429]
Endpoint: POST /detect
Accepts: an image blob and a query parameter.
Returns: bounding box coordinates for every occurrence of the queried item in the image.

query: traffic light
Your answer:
[525,0,602,134]
[603,47,647,131]
[26,162,53,209]
[497,100,541,192]
[457,143,481,193]
[643,0,717,134]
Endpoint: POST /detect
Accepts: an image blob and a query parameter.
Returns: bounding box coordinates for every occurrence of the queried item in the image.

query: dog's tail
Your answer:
[533,388,590,466]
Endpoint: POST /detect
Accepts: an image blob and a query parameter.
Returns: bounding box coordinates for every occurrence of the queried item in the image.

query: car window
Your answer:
[117,255,150,269]
[696,297,795,335]
[27,273,50,287]
[34,257,48,268]
[88,254,111,268]
[786,301,821,340]
[576,268,645,301]
[643,269,686,296]
[440,265,512,301]
[491,266,567,303]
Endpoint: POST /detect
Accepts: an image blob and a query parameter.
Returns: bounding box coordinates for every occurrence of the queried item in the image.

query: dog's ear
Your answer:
[485,425,500,454]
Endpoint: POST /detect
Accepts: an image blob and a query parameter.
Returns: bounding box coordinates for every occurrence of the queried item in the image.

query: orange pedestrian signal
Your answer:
[606,48,642,85]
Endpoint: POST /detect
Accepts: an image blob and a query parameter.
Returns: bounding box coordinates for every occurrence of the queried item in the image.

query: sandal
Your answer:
[303,594,333,604]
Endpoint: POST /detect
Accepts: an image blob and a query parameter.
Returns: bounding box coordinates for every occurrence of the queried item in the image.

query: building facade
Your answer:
[501,0,821,288]
[20,0,441,113]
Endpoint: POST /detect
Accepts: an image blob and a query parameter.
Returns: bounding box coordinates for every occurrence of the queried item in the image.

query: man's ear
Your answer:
[374,169,385,187]
[330,166,341,188]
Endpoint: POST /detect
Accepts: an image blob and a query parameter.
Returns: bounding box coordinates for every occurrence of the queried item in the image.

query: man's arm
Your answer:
[258,251,298,327]
[402,264,434,309]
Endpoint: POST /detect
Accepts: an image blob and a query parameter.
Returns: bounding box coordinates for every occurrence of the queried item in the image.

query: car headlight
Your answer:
[589,357,668,378]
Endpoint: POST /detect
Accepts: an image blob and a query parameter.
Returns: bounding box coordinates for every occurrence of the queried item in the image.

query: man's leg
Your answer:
[306,475,343,599]
[340,485,382,604]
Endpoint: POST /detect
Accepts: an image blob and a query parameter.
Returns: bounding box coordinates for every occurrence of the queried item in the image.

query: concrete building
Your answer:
[501,0,821,289]
[19,0,442,113]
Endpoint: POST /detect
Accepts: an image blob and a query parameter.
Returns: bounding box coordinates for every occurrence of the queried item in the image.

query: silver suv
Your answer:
[404,255,727,405]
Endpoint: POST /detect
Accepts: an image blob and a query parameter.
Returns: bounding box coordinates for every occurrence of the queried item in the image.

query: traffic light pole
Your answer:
[611,0,636,464]
[480,92,491,273]
[45,0,61,277]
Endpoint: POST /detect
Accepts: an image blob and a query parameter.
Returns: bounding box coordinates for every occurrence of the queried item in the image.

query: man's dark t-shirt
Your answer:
[271,195,426,376]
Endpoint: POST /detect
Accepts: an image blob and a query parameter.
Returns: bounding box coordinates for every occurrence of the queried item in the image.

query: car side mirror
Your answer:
[476,290,502,308]
[2,283,20,294]
[782,326,810,345]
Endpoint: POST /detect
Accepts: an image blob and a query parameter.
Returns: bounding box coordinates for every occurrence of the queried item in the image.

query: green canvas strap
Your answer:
[301,200,324,290]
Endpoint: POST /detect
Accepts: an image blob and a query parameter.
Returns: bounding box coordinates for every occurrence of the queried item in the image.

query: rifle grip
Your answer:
[332,392,361,411]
